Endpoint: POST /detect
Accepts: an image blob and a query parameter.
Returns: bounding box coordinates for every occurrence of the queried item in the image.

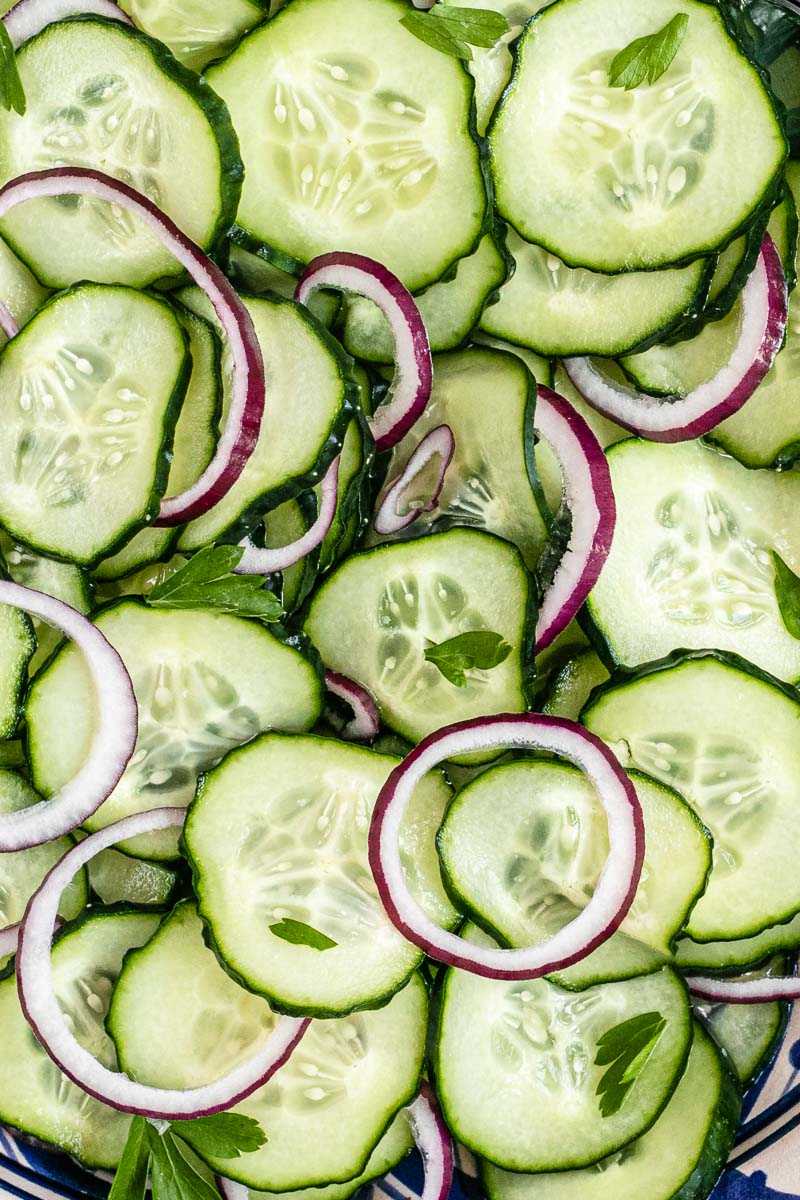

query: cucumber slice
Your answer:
[532,617,591,699]
[94,554,187,604]
[676,913,800,973]
[695,959,788,1085]
[0,532,91,672]
[26,600,323,860]
[0,283,189,567]
[304,529,535,748]
[227,244,341,329]
[0,909,159,1168]
[317,405,374,574]
[94,302,222,581]
[480,228,708,357]
[582,651,800,941]
[480,1021,739,1200]
[176,293,353,549]
[259,495,319,614]
[490,0,786,272]
[370,349,548,569]
[587,439,800,681]
[553,362,628,451]
[0,17,242,289]
[110,897,428,1192]
[207,0,488,291]
[438,762,711,988]
[0,236,49,348]
[87,846,178,907]
[342,233,509,364]
[184,732,457,1015]
[0,592,34,737]
[434,924,693,1171]
[542,649,610,722]
[473,332,555,388]
[118,0,266,71]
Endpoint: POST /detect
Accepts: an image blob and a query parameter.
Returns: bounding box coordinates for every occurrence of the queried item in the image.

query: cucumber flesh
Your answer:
[118,0,266,70]
[87,845,178,907]
[542,649,610,722]
[227,244,341,329]
[694,958,788,1086]
[676,913,800,973]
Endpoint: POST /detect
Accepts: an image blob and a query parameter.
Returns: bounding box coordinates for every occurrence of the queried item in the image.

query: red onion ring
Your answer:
[3,0,132,46]
[405,1082,454,1200]
[295,253,432,452]
[235,456,340,575]
[368,714,643,979]
[0,299,19,340]
[688,974,800,1004]
[534,387,615,652]
[374,425,455,536]
[563,236,787,442]
[17,809,309,1119]
[324,670,380,741]
[0,169,265,526]
[0,581,136,851]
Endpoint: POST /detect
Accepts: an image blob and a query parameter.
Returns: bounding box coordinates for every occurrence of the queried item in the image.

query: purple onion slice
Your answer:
[0,581,137,851]
[374,425,455,535]
[17,808,309,1118]
[295,252,432,451]
[0,168,265,525]
[324,670,380,741]
[405,1082,454,1200]
[0,299,19,339]
[3,0,132,46]
[535,387,615,652]
[689,973,800,1004]
[368,714,643,979]
[236,456,340,575]
[563,236,787,443]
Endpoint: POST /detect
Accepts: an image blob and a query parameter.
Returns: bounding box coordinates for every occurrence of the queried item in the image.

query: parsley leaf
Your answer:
[608,14,689,91]
[148,545,283,622]
[148,1128,220,1200]
[594,1011,667,1118]
[424,630,512,688]
[169,1113,268,1159]
[109,1116,150,1200]
[0,23,25,116]
[270,917,338,951]
[773,551,800,639]
[400,5,510,61]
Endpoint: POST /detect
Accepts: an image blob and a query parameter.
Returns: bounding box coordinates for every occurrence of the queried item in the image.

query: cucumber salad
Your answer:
[0,0,797,1199]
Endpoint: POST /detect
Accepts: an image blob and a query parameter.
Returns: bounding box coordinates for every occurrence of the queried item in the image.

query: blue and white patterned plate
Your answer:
[2,1005,800,1200]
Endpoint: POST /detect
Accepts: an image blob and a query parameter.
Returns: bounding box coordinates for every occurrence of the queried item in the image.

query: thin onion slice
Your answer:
[0,168,265,526]
[17,809,309,1119]
[0,581,136,851]
[368,714,643,979]
[688,974,800,1004]
[295,253,432,451]
[405,1082,454,1200]
[4,0,132,46]
[324,670,380,741]
[563,236,787,442]
[374,425,455,535]
[0,299,19,340]
[535,387,615,652]
[235,456,340,575]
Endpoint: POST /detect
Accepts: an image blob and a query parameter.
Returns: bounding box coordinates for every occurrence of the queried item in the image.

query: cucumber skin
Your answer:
[671,1026,741,1200]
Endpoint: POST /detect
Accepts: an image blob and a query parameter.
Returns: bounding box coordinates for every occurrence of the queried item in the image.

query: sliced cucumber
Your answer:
[342,233,508,364]
[587,439,800,681]
[93,554,187,604]
[542,649,610,722]
[434,924,693,1171]
[111,896,428,1193]
[490,0,786,272]
[94,302,221,581]
[317,405,374,574]
[480,1021,739,1200]
[87,846,178,907]
[583,651,800,941]
[695,959,788,1085]
[553,362,628,451]
[480,228,708,357]
[0,909,159,1168]
[207,0,487,291]
[184,733,457,1015]
[26,600,323,860]
[473,332,554,387]
[0,235,49,349]
[258,495,319,614]
[227,244,341,329]
[0,17,241,288]
[118,0,266,71]
[0,591,34,737]
[438,762,711,988]
[676,913,800,973]
[0,532,91,672]
[532,617,591,699]
[305,529,535,748]
[0,283,189,567]
[176,293,353,549]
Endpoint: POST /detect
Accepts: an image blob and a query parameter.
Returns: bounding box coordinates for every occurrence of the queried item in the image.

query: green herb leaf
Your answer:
[147,1128,221,1200]
[773,552,800,640]
[169,1113,268,1160]
[400,5,510,62]
[269,917,338,951]
[109,1117,150,1200]
[0,23,26,116]
[424,630,512,688]
[148,545,283,622]
[594,1011,667,1118]
[608,13,689,90]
